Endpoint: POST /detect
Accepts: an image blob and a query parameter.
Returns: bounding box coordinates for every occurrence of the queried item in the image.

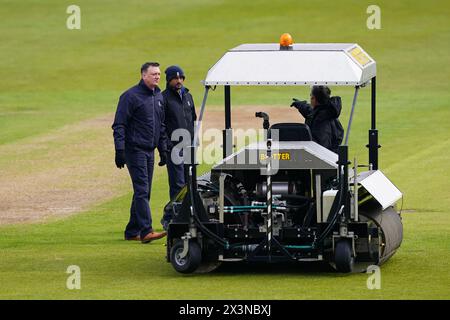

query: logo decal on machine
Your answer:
[259,152,291,161]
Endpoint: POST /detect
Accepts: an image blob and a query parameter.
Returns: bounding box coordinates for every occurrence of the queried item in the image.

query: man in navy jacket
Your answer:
[160,65,197,230]
[112,62,168,243]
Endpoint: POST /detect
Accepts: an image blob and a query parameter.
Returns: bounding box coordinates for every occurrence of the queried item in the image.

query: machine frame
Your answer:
[165,42,402,274]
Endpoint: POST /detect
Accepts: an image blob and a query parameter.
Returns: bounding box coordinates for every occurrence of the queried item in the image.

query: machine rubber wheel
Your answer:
[335,240,354,273]
[170,240,202,274]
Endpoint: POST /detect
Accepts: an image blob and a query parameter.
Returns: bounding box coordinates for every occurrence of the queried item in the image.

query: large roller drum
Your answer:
[360,206,403,265]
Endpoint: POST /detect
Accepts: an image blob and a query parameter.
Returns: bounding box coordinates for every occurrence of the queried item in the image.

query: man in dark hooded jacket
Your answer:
[160,65,197,230]
[162,65,197,199]
[291,86,344,153]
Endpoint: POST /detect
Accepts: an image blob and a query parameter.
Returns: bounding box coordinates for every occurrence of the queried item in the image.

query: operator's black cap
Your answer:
[165,65,185,83]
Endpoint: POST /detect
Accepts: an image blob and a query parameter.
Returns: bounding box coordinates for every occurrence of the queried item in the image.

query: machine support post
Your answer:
[188,145,197,193]
[222,129,233,160]
[371,77,376,130]
[353,157,359,222]
[223,85,233,159]
[266,138,273,257]
[194,86,210,147]
[219,174,225,223]
[315,174,322,223]
[338,145,351,220]
[368,77,380,170]
[344,86,360,145]
[225,85,231,129]
[368,129,379,170]
[187,86,210,216]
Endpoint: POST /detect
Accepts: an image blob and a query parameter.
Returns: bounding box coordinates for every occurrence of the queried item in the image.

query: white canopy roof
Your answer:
[203,43,376,86]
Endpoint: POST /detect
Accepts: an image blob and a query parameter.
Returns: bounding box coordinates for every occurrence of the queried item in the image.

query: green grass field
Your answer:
[1,0,449,299]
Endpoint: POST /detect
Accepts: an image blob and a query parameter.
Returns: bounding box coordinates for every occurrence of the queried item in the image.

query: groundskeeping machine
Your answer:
[165,35,403,274]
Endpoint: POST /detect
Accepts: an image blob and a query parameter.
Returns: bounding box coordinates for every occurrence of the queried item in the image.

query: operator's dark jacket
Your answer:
[162,86,197,149]
[298,96,344,153]
[112,80,168,153]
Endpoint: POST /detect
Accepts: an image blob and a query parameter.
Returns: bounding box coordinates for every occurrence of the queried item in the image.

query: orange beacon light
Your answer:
[279,33,293,49]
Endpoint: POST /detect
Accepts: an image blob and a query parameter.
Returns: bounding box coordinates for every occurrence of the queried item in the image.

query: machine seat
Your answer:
[270,123,312,141]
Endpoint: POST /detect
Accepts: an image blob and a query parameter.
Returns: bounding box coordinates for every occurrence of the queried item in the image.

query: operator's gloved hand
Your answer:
[290,98,311,118]
[158,151,168,167]
[290,98,308,110]
[115,150,126,169]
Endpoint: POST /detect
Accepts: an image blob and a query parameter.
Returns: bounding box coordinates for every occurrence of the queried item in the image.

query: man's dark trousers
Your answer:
[167,148,186,199]
[124,149,155,239]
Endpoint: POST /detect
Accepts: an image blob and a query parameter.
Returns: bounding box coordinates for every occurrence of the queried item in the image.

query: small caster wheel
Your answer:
[335,240,354,273]
[170,240,202,274]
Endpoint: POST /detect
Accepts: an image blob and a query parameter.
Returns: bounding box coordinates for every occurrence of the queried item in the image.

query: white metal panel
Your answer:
[359,170,403,210]
[203,43,376,86]
[323,189,339,222]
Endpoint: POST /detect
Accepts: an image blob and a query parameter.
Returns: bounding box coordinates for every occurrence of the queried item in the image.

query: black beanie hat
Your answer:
[165,65,185,82]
